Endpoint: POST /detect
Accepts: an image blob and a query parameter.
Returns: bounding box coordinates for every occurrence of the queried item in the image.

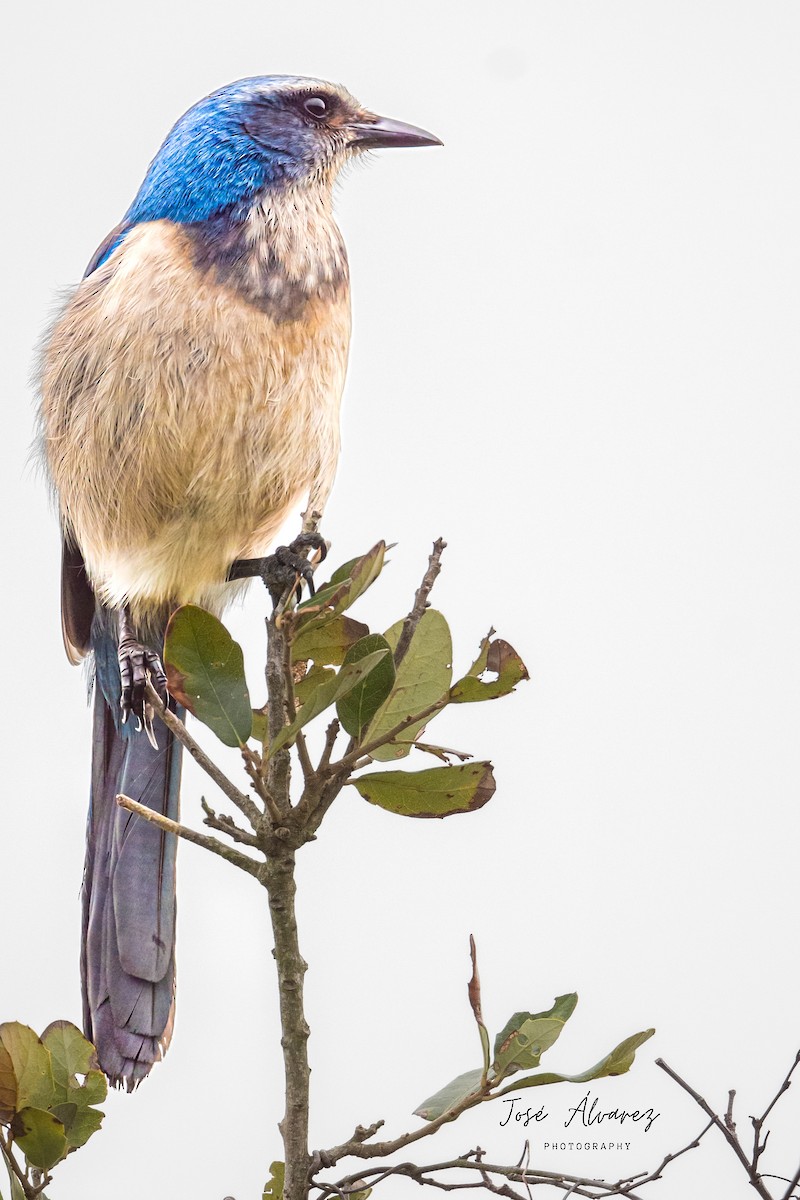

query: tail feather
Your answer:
[82,615,182,1090]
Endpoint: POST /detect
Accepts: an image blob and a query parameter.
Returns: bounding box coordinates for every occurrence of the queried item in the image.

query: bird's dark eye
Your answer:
[303,96,328,119]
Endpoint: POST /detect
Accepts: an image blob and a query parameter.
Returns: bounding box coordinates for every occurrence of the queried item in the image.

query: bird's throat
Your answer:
[185,181,349,321]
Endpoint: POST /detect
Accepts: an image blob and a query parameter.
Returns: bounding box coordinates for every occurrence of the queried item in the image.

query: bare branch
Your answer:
[315,1077,493,1169]
[0,1129,50,1199]
[200,796,261,847]
[241,745,283,825]
[314,1119,715,1200]
[332,693,450,775]
[753,1050,800,1174]
[313,1154,654,1199]
[392,538,447,667]
[657,1058,775,1200]
[318,719,340,772]
[145,682,261,828]
[116,793,263,878]
[782,1162,800,1200]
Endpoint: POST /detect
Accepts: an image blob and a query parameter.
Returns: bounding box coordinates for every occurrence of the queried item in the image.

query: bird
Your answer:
[37,75,440,1089]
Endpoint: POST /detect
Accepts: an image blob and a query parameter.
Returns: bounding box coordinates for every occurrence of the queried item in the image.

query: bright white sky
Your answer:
[2,2,799,1198]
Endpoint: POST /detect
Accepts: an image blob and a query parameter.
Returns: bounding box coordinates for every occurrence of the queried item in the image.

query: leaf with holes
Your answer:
[270,649,390,753]
[493,995,579,1080]
[164,605,252,747]
[336,635,396,736]
[41,1022,106,1150]
[351,761,495,819]
[291,615,370,666]
[450,632,529,703]
[263,1161,285,1199]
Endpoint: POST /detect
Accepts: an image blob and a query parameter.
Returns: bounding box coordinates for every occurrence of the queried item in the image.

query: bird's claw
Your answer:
[228,532,328,607]
[118,637,167,748]
[263,536,325,605]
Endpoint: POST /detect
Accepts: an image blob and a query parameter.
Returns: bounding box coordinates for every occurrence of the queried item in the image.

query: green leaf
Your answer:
[336,635,396,736]
[59,1104,103,1151]
[414,1068,484,1121]
[450,633,529,703]
[493,995,578,1078]
[164,605,252,747]
[0,1149,25,1200]
[494,1029,656,1095]
[0,1145,25,1200]
[49,1103,77,1129]
[351,761,495,819]
[0,1025,55,1112]
[263,1161,285,1199]
[270,649,390,753]
[295,665,336,706]
[291,615,370,665]
[251,706,268,744]
[11,1108,67,1171]
[363,610,452,761]
[0,1040,15,1123]
[9,1171,25,1200]
[40,1023,105,1149]
[478,1025,491,1077]
[295,543,386,621]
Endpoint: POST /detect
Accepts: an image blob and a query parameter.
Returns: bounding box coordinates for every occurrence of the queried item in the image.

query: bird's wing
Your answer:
[84,221,132,277]
[61,538,95,664]
[59,218,135,663]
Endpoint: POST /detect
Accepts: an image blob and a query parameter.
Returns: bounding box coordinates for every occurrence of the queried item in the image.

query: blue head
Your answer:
[125,75,440,228]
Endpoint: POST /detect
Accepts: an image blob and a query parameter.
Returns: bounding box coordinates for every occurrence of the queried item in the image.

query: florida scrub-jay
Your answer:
[38,75,440,1088]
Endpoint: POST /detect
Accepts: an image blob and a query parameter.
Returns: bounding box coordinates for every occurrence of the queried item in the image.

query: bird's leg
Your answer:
[227,532,328,607]
[117,605,168,748]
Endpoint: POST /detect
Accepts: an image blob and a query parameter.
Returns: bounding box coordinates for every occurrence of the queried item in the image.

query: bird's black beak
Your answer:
[348,115,442,150]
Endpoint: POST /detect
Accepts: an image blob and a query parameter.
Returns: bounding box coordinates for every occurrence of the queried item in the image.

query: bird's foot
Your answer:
[118,611,167,749]
[228,533,328,607]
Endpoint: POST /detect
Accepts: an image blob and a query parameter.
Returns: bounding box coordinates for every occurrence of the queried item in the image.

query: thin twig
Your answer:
[145,682,261,828]
[725,1089,736,1133]
[241,745,283,824]
[0,1129,48,1200]
[278,630,315,786]
[393,539,447,667]
[318,720,340,772]
[657,1058,774,1200]
[782,1162,800,1200]
[753,1051,800,1175]
[200,796,261,847]
[331,694,449,775]
[313,1156,655,1199]
[615,1119,714,1191]
[117,793,263,878]
[315,1076,493,1169]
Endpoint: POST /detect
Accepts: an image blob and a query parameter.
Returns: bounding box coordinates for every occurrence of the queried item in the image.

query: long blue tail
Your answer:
[82,610,182,1089]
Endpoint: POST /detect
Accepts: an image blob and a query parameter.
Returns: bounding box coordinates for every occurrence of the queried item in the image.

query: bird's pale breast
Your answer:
[40,220,351,614]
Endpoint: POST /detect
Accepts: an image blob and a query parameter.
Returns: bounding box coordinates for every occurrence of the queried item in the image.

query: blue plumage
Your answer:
[92,77,353,273]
